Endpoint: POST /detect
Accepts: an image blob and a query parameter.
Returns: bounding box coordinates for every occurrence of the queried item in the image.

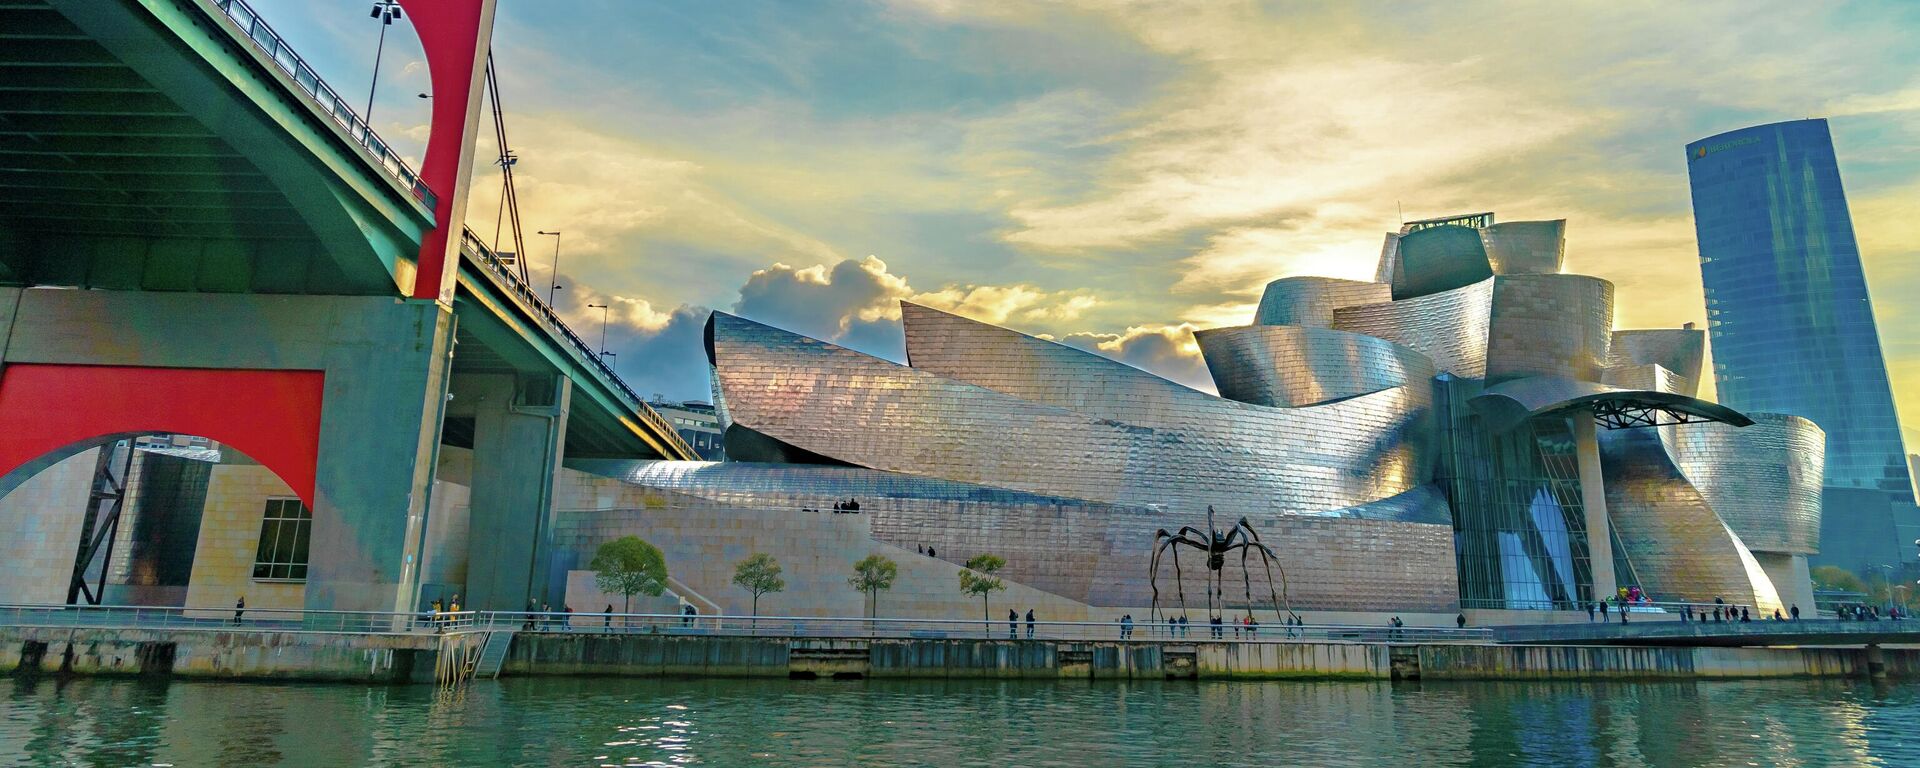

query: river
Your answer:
[4,675,1918,766]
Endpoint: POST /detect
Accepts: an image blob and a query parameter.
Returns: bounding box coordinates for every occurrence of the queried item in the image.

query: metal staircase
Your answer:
[470,631,513,679]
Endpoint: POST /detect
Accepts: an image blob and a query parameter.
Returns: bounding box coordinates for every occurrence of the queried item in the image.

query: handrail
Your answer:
[0,603,477,635]
[469,610,1498,645]
[202,0,437,210]
[457,228,692,458]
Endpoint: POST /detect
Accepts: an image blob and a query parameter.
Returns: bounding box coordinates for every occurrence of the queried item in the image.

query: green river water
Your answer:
[4,675,1918,766]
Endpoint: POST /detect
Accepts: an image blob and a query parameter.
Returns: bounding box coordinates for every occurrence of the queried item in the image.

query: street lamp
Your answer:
[365,2,403,123]
[599,350,618,378]
[587,303,612,353]
[536,230,562,305]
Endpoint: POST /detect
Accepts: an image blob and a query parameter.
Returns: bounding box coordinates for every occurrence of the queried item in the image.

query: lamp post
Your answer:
[365,2,403,123]
[599,351,618,379]
[536,230,562,305]
[587,303,611,353]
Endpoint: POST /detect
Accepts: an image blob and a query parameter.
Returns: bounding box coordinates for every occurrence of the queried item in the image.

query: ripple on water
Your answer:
[4,676,1920,766]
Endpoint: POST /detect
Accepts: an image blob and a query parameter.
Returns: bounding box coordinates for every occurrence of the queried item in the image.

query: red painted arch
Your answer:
[399,0,497,302]
[0,365,324,506]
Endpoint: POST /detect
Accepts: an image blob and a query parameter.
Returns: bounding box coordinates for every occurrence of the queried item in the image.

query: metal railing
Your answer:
[0,604,1494,644]
[1461,598,1757,616]
[471,611,1496,645]
[203,0,436,210]
[458,228,692,457]
[0,603,475,635]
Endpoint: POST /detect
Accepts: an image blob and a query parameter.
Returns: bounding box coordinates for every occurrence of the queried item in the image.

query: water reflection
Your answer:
[5,675,1919,766]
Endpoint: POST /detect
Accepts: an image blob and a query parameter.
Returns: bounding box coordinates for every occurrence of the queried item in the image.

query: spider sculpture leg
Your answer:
[1234,518,1290,619]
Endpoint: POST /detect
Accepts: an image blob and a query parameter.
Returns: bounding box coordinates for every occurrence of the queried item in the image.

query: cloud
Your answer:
[1062,324,1214,393]
[554,282,714,405]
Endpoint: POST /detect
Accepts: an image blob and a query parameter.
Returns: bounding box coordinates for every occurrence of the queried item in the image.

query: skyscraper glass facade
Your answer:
[1686,119,1913,497]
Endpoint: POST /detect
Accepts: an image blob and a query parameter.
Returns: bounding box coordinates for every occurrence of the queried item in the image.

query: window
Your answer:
[252,498,312,581]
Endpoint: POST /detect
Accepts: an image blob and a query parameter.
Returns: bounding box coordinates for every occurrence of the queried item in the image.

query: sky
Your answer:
[257,0,1920,448]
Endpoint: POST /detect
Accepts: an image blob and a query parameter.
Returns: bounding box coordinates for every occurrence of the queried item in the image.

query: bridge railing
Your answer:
[473,611,1496,645]
[0,603,474,636]
[457,228,690,457]
[203,0,437,210]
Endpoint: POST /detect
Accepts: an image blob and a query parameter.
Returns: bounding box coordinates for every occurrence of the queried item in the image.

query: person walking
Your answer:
[604,604,614,629]
[1598,600,1609,623]
[1456,613,1467,629]
[1790,604,1800,621]
[1026,609,1036,639]
[232,595,245,626]
[1587,601,1596,622]
[1008,609,1019,639]
[429,598,444,633]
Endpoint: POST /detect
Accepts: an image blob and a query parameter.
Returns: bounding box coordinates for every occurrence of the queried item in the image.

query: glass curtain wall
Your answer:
[1437,376,1595,609]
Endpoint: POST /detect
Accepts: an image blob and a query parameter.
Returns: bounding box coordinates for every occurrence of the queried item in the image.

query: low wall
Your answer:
[0,626,443,682]
[11,628,1919,683]
[1419,644,1868,679]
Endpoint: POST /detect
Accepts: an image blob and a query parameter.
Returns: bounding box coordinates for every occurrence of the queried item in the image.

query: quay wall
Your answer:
[9,627,1920,683]
[0,626,446,683]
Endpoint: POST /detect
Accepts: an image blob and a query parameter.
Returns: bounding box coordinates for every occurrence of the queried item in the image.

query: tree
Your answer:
[732,553,786,620]
[1811,565,1867,595]
[849,554,898,619]
[591,536,667,614]
[958,554,1007,631]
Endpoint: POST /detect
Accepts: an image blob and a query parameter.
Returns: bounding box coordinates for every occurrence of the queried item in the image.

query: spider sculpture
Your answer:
[1149,506,1290,624]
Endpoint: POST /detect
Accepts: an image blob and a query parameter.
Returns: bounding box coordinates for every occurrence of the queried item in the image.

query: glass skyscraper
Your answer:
[1686,118,1916,568]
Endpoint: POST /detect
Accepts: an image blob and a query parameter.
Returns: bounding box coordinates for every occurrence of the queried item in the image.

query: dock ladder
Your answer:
[470,631,514,679]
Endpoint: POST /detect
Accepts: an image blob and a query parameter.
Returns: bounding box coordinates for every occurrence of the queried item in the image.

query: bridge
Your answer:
[1493,619,1920,647]
[0,0,692,614]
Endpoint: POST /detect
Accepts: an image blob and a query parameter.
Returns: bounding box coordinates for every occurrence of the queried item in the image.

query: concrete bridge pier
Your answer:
[0,289,457,616]
[448,373,571,611]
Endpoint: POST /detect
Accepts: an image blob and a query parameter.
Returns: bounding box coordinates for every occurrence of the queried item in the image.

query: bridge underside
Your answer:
[0,0,690,614]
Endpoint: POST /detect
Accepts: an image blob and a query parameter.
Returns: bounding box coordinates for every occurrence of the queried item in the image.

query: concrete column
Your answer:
[1572,413,1617,602]
[455,373,571,611]
[0,286,20,376]
[304,301,456,615]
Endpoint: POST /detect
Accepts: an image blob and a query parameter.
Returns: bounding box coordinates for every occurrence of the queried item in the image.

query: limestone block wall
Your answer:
[551,504,1098,621]
[182,463,303,615]
[0,448,96,604]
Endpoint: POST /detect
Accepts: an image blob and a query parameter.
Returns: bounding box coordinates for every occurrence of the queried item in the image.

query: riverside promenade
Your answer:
[2,605,1916,684]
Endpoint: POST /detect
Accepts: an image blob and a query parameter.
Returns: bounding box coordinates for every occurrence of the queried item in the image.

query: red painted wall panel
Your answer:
[0,365,324,506]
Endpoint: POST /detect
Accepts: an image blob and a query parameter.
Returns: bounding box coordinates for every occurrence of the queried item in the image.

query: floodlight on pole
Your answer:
[365,2,404,123]
[537,230,563,306]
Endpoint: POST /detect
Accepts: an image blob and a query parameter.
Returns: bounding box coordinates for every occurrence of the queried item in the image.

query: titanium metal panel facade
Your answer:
[1391,225,1494,300]
[1333,278,1493,378]
[712,311,1431,518]
[1252,277,1392,329]
[1670,413,1824,555]
[1485,275,1613,384]
[1687,119,1912,498]
[1609,329,1705,394]
[1480,220,1566,275]
[1193,325,1435,408]
[1598,428,1785,612]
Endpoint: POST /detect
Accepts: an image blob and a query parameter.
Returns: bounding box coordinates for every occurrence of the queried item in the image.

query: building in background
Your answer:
[1685,118,1918,572]
[648,399,725,461]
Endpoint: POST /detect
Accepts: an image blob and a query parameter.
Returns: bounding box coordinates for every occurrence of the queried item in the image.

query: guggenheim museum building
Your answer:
[571,211,1821,621]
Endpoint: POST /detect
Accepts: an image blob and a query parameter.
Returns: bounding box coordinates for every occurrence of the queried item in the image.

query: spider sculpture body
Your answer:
[1149,506,1290,624]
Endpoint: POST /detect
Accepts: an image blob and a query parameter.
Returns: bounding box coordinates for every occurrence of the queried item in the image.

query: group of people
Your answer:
[916,545,938,557]
[421,594,462,632]
[1838,604,1899,621]
[802,499,863,514]
[1004,608,1038,638]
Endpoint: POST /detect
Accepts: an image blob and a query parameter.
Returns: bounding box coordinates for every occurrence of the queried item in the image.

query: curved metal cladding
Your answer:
[1193,325,1436,408]
[1479,220,1566,275]
[1670,413,1825,555]
[1333,278,1493,378]
[1609,329,1705,397]
[714,309,1430,518]
[1252,277,1392,329]
[573,460,1458,611]
[1390,225,1494,300]
[1485,274,1614,384]
[1598,427,1784,613]
[1601,363,1689,396]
